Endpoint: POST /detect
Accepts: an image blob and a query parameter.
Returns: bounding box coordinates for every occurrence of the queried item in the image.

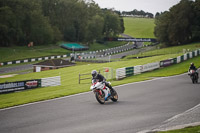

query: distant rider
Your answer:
[188,63,199,78]
[91,70,114,100]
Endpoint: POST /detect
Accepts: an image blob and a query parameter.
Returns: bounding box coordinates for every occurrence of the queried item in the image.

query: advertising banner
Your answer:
[160,59,174,67]
[104,37,157,42]
[0,79,41,94]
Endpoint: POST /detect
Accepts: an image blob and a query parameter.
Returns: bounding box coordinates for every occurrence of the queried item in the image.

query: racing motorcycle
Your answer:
[90,80,118,104]
[188,70,198,84]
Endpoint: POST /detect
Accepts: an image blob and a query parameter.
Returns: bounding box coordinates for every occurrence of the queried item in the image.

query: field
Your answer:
[123,17,155,38]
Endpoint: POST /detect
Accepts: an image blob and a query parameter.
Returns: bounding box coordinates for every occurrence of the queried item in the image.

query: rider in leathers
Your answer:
[188,63,199,78]
[91,70,114,100]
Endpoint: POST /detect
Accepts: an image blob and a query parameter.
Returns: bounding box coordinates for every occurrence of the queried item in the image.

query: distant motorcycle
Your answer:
[188,70,198,84]
[90,80,118,104]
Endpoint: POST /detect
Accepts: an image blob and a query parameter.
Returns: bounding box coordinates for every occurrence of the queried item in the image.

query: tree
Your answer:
[85,15,104,44]
[0,6,16,46]
[154,11,170,45]
[103,9,122,37]
[191,0,200,41]
[154,0,197,46]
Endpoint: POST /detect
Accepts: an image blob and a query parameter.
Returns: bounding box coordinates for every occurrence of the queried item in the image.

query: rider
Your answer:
[188,63,199,78]
[91,70,114,100]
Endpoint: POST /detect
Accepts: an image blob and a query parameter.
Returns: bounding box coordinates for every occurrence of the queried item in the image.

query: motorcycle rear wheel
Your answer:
[95,91,105,104]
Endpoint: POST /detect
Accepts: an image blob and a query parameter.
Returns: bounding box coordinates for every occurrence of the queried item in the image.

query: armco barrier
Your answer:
[0,55,68,66]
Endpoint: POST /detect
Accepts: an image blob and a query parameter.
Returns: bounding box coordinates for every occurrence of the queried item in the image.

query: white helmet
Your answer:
[91,70,97,78]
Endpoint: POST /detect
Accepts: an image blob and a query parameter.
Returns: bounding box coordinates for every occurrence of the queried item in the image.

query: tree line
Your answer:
[154,0,200,46]
[0,0,124,47]
[121,9,154,18]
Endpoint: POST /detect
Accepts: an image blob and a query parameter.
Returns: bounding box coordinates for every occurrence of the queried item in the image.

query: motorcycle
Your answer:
[188,70,198,84]
[90,80,118,104]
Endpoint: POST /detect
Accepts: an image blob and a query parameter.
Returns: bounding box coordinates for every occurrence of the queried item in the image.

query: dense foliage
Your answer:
[0,0,124,46]
[154,0,200,46]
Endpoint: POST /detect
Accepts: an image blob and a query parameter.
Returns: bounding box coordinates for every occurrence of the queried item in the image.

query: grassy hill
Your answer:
[123,17,155,38]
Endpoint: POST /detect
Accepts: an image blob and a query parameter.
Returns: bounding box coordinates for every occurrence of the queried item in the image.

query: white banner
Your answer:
[116,68,126,80]
[177,56,181,63]
[141,62,160,72]
[134,65,142,75]
[194,50,198,56]
[184,54,187,60]
[41,76,61,87]
[189,52,193,58]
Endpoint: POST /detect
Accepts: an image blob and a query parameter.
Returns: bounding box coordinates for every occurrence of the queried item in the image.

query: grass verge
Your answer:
[158,125,200,133]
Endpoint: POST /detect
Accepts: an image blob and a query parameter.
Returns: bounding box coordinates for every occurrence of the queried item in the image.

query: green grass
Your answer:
[123,17,155,38]
[0,41,125,63]
[0,44,68,63]
[158,125,200,133]
[0,51,199,109]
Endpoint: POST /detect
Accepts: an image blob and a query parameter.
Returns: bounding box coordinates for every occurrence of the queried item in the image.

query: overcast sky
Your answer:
[92,0,181,15]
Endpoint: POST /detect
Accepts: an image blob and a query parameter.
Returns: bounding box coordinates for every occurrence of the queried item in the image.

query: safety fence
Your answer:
[0,43,135,66]
[0,76,61,94]
[116,49,200,80]
[72,43,136,60]
[0,55,68,66]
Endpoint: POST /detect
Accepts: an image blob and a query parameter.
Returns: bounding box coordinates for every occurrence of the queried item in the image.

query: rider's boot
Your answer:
[103,88,110,101]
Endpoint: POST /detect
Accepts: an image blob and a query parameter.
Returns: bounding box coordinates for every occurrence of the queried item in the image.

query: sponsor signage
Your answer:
[0,79,41,94]
[104,37,157,42]
[160,59,174,67]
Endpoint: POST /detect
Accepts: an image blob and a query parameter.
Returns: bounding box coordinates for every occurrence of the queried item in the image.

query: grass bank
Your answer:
[0,41,125,63]
[123,17,155,38]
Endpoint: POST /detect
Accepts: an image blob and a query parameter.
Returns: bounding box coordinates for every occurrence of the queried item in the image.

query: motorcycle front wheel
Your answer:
[95,91,105,104]
[110,88,118,102]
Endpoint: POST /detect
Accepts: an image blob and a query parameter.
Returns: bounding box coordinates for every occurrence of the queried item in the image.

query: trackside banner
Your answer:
[0,79,41,94]
[104,37,157,42]
[160,59,174,67]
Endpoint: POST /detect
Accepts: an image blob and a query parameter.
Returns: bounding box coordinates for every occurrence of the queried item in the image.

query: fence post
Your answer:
[79,73,80,84]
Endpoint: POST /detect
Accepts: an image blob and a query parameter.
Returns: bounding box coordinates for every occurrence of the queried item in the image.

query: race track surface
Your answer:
[0,74,200,133]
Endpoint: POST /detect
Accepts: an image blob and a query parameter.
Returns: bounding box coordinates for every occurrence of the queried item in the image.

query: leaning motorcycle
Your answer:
[90,80,118,104]
[188,70,198,84]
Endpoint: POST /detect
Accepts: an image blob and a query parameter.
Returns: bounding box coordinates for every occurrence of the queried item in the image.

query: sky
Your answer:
[92,0,181,15]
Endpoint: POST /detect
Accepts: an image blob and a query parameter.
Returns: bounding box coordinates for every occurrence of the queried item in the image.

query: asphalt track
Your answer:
[0,74,200,133]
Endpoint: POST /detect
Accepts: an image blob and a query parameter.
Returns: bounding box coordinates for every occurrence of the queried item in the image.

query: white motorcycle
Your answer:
[90,80,118,104]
